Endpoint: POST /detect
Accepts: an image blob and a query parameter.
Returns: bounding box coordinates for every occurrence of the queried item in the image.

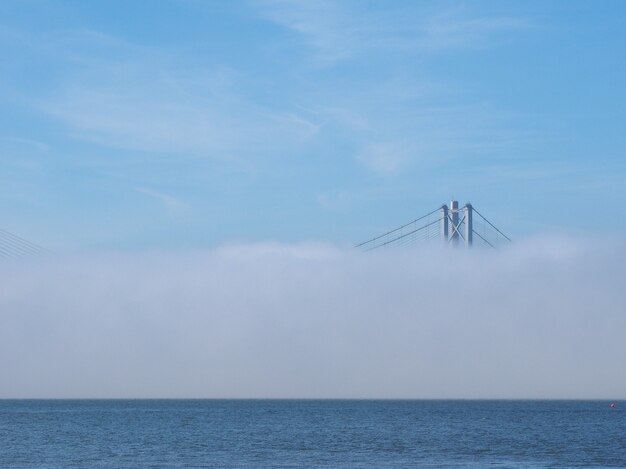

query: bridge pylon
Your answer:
[357,199,509,251]
[440,200,473,247]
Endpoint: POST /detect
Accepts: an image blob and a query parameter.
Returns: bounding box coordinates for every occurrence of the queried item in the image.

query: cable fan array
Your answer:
[0,228,45,259]
[357,203,511,251]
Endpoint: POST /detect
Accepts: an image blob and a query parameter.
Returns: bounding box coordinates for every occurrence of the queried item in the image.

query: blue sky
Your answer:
[1,0,625,250]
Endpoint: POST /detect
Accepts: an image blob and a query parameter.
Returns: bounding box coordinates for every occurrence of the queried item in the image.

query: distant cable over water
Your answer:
[0,228,46,259]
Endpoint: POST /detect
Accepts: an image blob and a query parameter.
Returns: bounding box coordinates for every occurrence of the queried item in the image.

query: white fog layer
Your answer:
[0,236,624,399]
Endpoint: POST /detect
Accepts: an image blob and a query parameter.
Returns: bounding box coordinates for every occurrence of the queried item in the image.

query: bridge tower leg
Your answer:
[450,200,459,246]
[465,203,473,247]
[440,205,448,243]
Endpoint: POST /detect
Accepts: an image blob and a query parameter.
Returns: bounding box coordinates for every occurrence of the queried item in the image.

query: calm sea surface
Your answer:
[1,400,624,468]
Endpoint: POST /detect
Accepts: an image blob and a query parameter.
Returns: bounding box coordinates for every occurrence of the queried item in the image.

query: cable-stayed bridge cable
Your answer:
[356,201,511,251]
[0,228,45,259]
[364,217,441,251]
[472,229,495,248]
[0,234,41,255]
[0,229,44,254]
[356,208,440,248]
[472,208,512,242]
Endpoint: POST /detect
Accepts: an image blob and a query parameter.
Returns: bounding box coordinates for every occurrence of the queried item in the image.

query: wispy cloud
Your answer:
[257,0,355,63]
[43,79,317,158]
[135,187,189,214]
[420,9,530,51]
[356,143,412,175]
[33,30,318,159]
[20,14,533,176]
[46,87,225,154]
[333,102,539,174]
[257,1,530,65]
[0,136,50,152]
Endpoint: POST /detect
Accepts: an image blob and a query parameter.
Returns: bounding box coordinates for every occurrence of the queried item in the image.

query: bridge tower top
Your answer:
[441,200,473,247]
[357,199,509,251]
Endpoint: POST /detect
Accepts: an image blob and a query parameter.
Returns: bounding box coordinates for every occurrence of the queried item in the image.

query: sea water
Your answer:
[1,400,624,467]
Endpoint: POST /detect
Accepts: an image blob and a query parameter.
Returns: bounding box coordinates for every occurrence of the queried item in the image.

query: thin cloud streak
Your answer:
[28,28,317,159]
[135,187,189,214]
[43,80,317,158]
[356,143,412,174]
[258,0,531,65]
[0,236,624,399]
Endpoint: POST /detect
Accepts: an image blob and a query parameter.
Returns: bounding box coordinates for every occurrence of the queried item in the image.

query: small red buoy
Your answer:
[610,403,616,409]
